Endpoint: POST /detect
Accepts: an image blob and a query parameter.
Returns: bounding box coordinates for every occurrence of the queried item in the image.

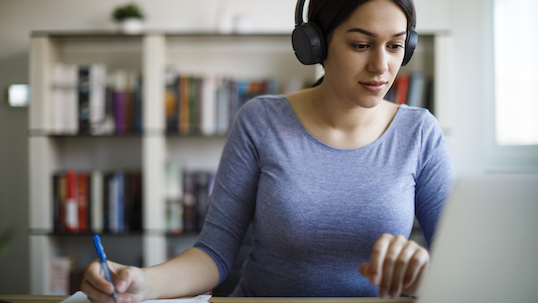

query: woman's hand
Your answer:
[81,259,148,303]
[358,233,429,299]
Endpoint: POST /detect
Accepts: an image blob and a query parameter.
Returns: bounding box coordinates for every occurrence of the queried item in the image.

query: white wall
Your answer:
[0,0,496,294]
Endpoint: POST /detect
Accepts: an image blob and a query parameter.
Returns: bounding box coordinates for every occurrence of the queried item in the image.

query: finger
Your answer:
[369,233,392,286]
[358,262,370,278]
[389,240,418,298]
[379,235,407,298]
[403,247,429,289]
[81,278,116,303]
[84,260,116,295]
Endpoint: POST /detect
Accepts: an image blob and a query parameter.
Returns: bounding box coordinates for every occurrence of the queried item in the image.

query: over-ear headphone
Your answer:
[291,0,418,66]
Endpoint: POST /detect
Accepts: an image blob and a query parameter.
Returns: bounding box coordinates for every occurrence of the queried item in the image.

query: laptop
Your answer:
[418,173,538,303]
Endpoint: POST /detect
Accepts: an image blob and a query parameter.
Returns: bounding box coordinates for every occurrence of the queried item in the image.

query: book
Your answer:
[65,170,78,233]
[132,73,143,133]
[65,65,79,135]
[51,63,79,134]
[164,166,217,234]
[130,171,143,231]
[78,66,91,134]
[112,70,128,134]
[89,64,108,135]
[102,172,111,232]
[91,170,104,234]
[179,76,191,135]
[194,171,210,231]
[216,77,231,135]
[165,70,283,136]
[189,76,199,134]
[77,172,89,233]
[200,75,217,136]
[406,72,426,108]
[51,63,67,134]
[395,74,410,105]
[49,63,145,135]
[49,256,73,295]
[108,171,126,234]
[167,199,184,234]
[52,173,65,233]
[165,68,179,133]
[182,170,196,233]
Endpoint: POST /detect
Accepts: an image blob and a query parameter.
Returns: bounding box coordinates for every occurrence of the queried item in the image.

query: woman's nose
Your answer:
[367,48,389,74]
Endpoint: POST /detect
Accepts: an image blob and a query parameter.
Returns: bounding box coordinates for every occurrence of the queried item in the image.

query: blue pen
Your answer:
[93,235,119,303]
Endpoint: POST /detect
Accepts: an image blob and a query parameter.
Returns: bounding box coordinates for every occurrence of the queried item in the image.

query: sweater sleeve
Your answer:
[414,111,456,248]
[194,98,268,284]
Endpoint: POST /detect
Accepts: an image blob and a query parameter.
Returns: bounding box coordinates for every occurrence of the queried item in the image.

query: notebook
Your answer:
[418,173,538,303]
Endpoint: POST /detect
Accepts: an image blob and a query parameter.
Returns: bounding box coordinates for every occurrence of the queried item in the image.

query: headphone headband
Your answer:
[295,0,306,25]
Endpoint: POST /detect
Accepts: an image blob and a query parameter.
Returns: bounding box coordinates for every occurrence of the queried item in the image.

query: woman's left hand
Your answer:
[358,233,430,299]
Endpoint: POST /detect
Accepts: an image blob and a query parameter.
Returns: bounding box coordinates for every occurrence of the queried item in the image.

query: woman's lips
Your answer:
[359,81,387,93]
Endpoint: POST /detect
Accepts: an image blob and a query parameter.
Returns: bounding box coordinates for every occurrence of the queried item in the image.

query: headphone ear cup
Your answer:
[402,27,418,66]
[292,21,327,65]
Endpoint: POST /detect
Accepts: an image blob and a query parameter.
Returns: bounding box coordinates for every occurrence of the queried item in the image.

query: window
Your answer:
[487,0,538,172]
[494,0,538,146]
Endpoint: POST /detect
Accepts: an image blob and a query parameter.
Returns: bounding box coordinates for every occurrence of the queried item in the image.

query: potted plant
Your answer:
[112,2,145,34]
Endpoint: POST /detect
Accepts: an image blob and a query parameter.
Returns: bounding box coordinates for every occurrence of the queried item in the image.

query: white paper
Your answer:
[61,291,212,303]
[60,291,90,303]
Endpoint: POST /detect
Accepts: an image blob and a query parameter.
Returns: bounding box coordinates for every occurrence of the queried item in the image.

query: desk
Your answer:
[0,295,413,303]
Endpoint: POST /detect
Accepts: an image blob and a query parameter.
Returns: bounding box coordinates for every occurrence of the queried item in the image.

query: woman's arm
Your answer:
[142,247,220,299]
[82,247,219,302]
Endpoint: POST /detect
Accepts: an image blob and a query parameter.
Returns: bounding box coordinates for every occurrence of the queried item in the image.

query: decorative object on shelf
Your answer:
[112,2,145,34]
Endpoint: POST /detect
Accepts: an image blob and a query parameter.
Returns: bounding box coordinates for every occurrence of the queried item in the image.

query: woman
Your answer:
[81,0,455,301]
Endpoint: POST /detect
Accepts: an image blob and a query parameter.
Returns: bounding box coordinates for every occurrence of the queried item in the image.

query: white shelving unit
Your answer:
[28,31,452,294]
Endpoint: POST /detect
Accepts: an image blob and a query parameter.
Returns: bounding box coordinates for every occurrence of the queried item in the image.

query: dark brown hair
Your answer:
[308,0,416,43]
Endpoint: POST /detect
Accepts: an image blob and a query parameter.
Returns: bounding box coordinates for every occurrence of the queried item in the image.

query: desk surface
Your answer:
[0,295,414,303]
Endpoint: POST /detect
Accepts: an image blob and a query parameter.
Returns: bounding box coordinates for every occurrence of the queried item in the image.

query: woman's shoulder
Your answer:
[239,94,291,120]
[240,94,287,111]
[396,104,439,128]
[233,94,291,129]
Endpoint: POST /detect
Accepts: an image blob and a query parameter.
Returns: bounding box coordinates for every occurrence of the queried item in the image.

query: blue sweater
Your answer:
[194,95,456,297]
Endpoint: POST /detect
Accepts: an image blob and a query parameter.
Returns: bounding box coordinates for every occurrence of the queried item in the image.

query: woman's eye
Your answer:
[352,44,369,50]
[389,44,404,51]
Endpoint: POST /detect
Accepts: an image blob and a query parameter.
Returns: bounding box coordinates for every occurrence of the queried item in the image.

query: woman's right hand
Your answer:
[81,259,148,303]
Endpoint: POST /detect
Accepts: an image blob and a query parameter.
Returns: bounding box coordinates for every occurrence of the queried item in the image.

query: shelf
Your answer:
[32,30,290,38]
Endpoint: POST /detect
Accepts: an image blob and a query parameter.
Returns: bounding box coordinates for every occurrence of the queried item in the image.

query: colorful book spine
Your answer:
[50,62,143,135]
[65,170,78,233]
[77,173,89,233]
[51,169,142,234]
[164,164,216,234]
[395,74,410,105]
[78,66,91,134]
[165,69,282,136]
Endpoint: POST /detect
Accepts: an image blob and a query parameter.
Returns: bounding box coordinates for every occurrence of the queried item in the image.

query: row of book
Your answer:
[50,63,143,135]
[385,71,431,108]
[165,163,216,234]
[164,69,280,136]
[52,169,142,234]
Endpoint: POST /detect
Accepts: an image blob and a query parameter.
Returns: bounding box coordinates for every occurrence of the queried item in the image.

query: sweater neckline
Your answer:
[281,96,405,151]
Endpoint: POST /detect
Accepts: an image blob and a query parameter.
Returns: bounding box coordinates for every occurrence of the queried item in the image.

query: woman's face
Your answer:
[322,0,408,108]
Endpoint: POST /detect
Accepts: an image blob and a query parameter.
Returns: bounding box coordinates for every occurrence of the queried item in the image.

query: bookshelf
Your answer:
[28,31,452,294]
